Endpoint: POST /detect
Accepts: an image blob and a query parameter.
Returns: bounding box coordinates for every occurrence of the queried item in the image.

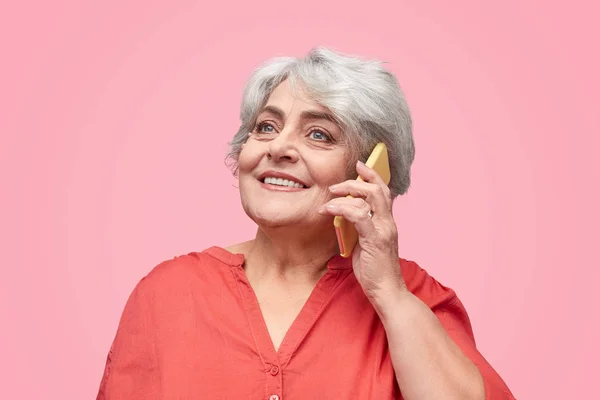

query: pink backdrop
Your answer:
[2,1,598,398]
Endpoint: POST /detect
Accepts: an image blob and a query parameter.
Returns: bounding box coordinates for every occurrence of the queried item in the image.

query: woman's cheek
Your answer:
[313,156,350,186]
[237,141,263,172]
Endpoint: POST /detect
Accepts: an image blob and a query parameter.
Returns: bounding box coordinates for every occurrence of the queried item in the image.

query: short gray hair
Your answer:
[226,47,415,197]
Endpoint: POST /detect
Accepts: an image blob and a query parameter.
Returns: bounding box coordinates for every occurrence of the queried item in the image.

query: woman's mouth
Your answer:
[262,176,306,189]
[257,171,310,190]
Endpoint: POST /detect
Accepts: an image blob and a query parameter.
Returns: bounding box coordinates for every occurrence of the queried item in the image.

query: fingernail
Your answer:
[329,184,338,191]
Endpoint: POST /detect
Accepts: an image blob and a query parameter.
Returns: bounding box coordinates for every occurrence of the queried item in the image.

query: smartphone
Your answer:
[333,142,391,258]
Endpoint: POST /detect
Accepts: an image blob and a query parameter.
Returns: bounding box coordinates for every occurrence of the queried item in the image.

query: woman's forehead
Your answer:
[261,81,338,124]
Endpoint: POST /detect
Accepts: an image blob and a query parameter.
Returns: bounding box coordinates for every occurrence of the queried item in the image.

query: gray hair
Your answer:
[226,47,415,197]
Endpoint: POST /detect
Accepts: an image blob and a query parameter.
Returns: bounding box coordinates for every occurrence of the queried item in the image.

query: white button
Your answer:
[269,395,280,400]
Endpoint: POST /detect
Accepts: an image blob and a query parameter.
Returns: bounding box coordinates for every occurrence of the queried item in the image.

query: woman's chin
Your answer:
[249,211,317,229]
[254,215,304,228]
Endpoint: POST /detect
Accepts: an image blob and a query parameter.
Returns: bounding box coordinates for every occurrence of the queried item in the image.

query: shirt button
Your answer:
[269,395,280,400]
[270,365,280,376]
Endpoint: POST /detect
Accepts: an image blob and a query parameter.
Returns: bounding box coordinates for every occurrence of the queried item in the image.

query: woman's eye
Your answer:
[257,122,276,133]
[309,130,330,141]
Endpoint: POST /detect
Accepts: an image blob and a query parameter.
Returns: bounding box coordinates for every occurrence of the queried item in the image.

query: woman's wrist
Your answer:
[368,278,413,322]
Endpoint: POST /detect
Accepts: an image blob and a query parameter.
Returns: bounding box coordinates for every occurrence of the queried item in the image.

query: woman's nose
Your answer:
[267,130,299,163]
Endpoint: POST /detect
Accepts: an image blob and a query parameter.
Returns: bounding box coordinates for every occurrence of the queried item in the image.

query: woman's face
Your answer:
[238,79,350,230]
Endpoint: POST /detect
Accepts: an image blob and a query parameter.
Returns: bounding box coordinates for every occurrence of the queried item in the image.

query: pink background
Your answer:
[2,1,598,398]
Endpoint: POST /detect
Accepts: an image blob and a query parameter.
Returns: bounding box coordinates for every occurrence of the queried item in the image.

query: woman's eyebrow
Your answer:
[260,105,337,123]
[260,105,286,120]
[300,110,338,123]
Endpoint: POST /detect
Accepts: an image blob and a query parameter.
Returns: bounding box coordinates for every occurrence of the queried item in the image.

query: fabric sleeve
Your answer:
[96,277,160,400]
[401,259,516,400]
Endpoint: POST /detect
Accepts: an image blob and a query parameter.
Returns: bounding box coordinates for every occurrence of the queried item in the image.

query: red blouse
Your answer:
[97,246,515,399]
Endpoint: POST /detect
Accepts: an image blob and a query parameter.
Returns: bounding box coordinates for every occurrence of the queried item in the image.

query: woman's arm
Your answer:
[372,282,485,400]
[321,160,515,400]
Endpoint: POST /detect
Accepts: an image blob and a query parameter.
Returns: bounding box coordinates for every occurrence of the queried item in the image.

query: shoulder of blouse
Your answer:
[133,250,225,294]
[399,257,459,310]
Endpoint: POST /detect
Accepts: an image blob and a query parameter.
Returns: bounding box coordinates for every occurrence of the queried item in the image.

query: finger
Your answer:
[356,160,393,199]
[322,202,376,237]
[356,160,384,184]
[318,196,370,211]
[329,180,391,213]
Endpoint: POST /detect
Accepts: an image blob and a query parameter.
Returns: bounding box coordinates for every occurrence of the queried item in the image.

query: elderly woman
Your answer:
[97,47,515,399]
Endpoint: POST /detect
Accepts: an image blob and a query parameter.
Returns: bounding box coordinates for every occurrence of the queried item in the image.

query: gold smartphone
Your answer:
[333,143,391,258]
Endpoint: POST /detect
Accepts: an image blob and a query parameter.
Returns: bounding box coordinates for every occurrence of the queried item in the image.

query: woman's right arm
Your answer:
[96,278,160,400]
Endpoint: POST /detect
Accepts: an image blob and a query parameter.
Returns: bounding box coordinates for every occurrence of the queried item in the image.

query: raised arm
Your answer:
[373,263,516,400]
[320,160,515,399]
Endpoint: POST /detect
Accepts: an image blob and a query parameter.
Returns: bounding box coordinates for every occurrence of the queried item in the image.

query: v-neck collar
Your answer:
[204,246,353,367]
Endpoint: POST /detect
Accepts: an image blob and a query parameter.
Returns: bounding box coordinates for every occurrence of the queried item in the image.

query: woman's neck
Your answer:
[234,226,339,284]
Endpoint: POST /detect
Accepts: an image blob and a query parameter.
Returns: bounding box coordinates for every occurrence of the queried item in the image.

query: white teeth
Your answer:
[263,176,305,188]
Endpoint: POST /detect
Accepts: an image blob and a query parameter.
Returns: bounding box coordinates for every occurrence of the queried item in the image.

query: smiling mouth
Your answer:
[261,177,307,189]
